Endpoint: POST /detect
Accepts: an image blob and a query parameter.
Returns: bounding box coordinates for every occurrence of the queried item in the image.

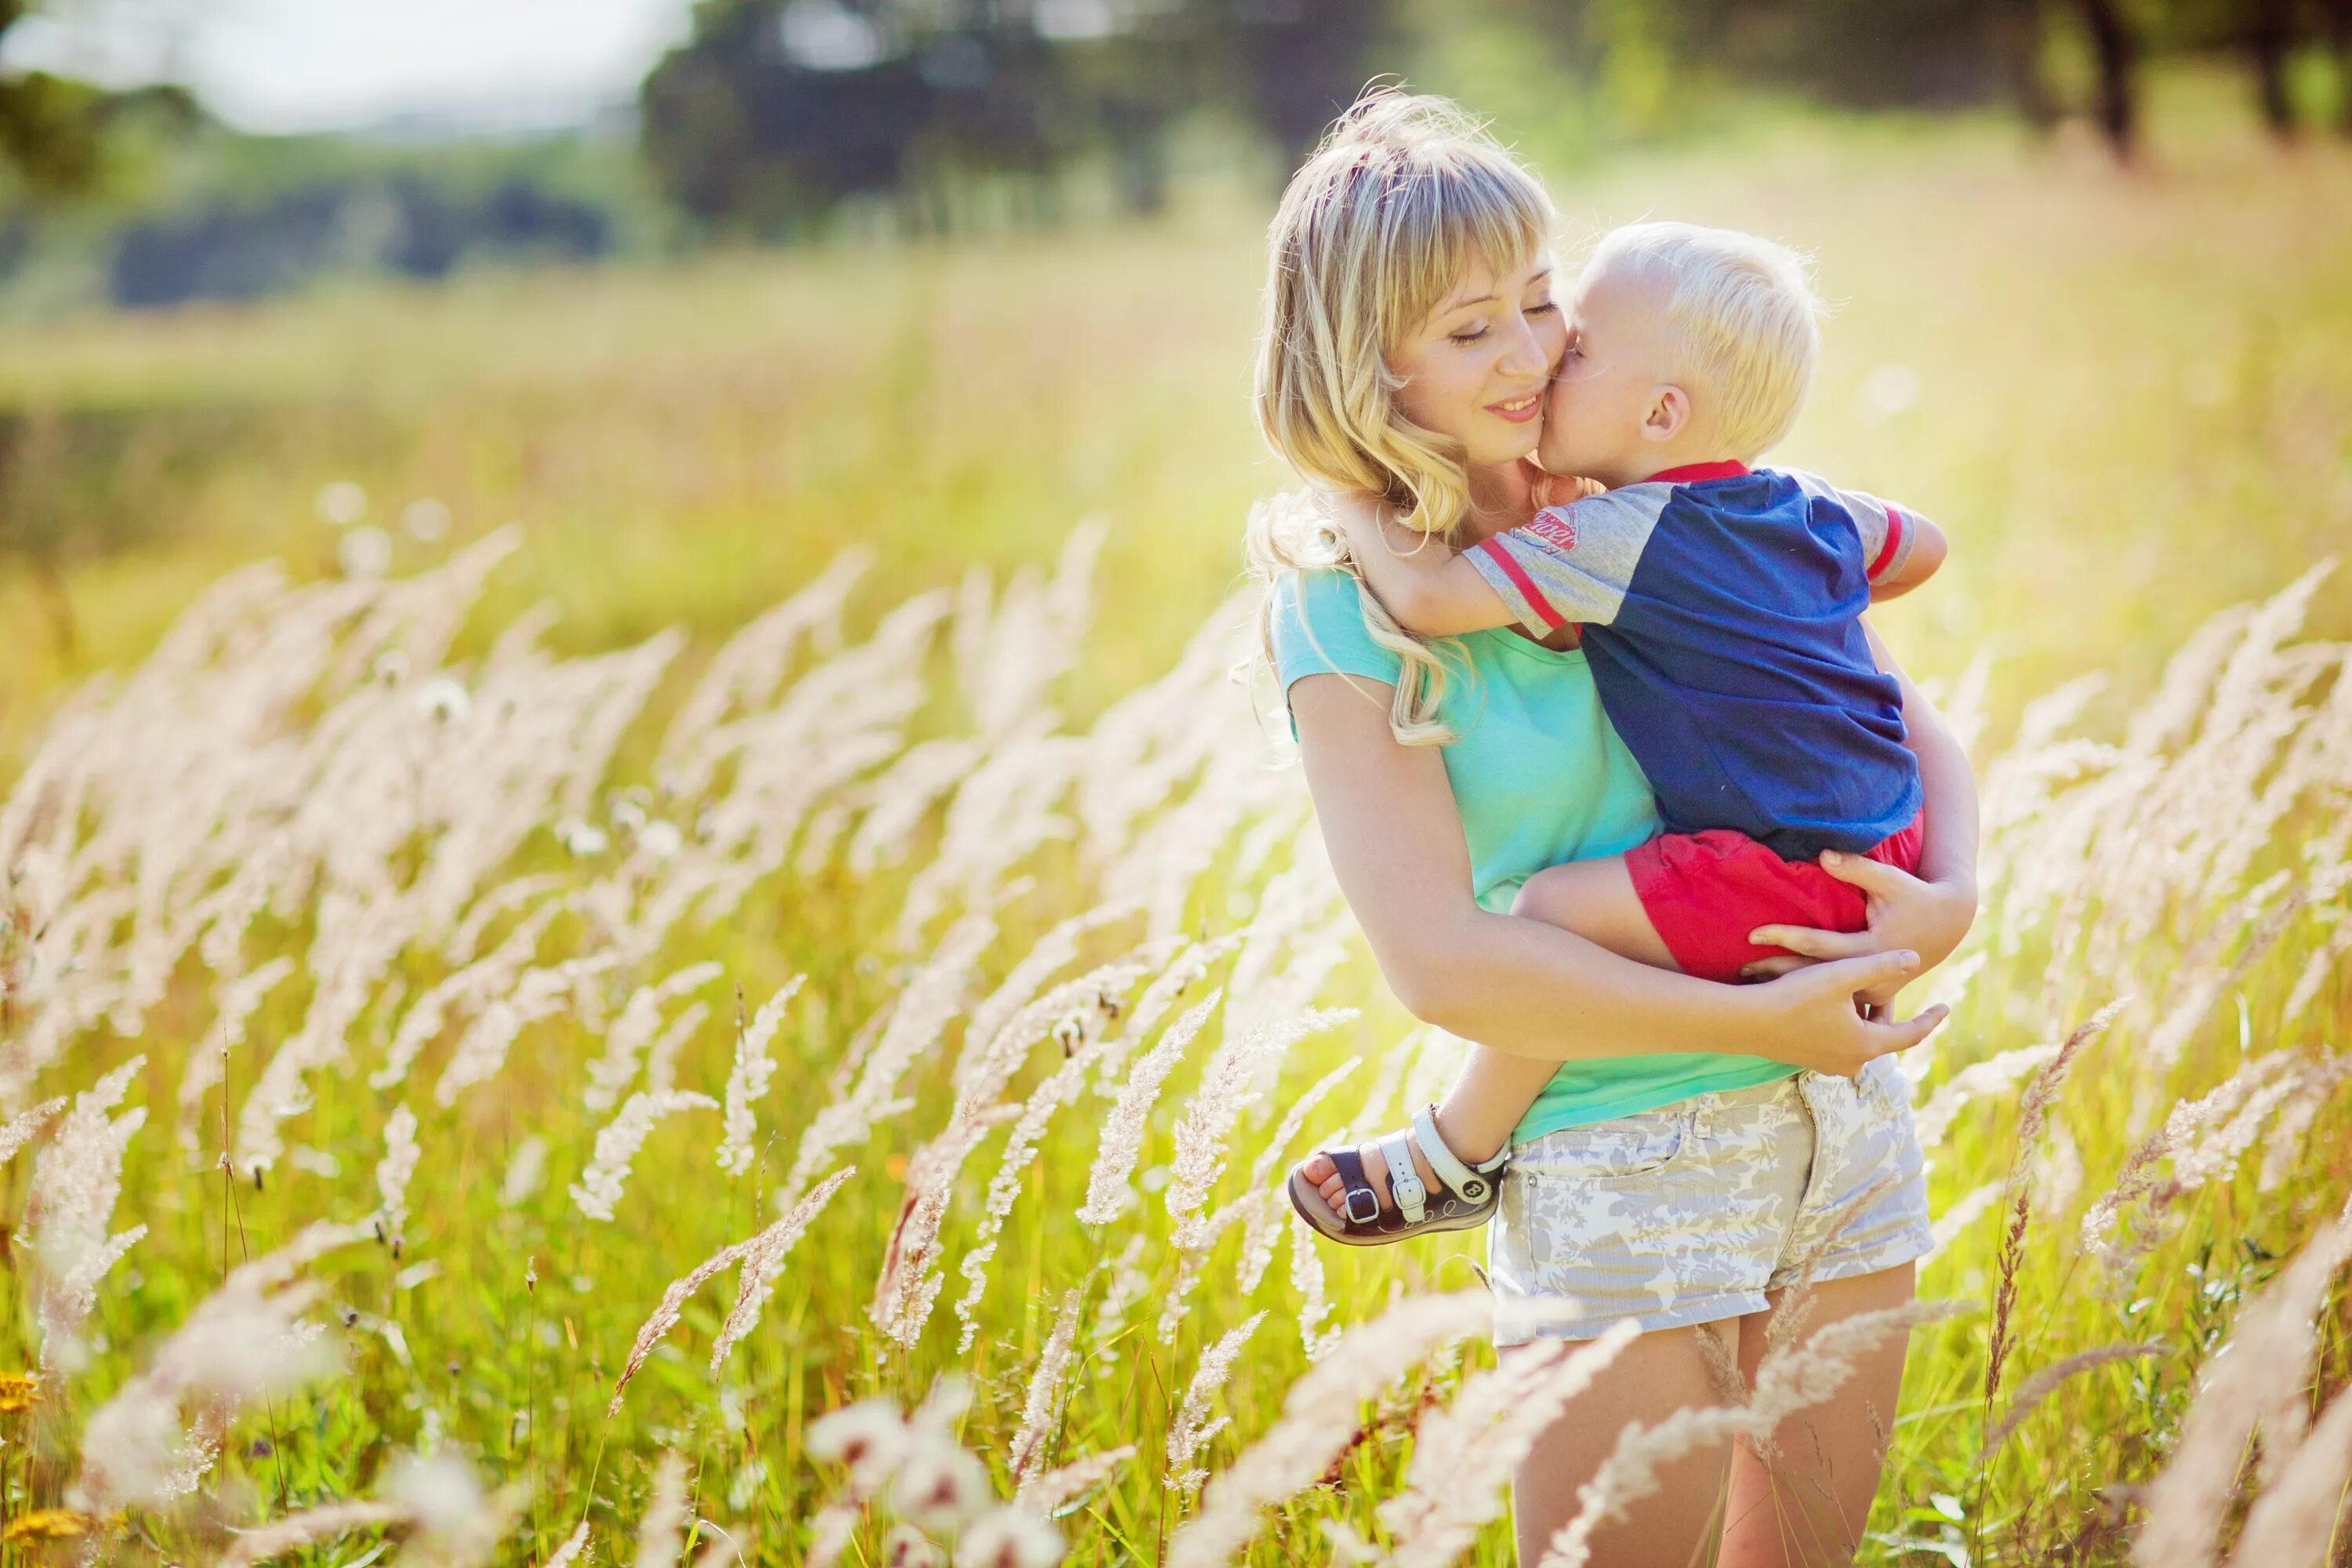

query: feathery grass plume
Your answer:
[642,1000,711,1095]
[1007,1291,1084,1486]
[953,1505,1064,1568]
[72,1220,354,1511]
[635,1451,691,1568]
[880,1523,943,1567]
[572,1089,718,1222]
[211,1499,402,1568]
[2224,1378,2352,1565]
[955,906,1136,1095]
[655,546,872,800]
[718,975,804,1174]
[1378,1322,1640,1568]
[2081,1041,2306,1275]
[26,1055,148,1361]
[874,942,1182,1346]
[2133,1210,2352,1566]
[500,1136,548,1208]
[946,935,1184,1345]
[1076,989,1222,1225]
[1536,1301,1965,1568]
[586,961,725,1113]
[1911,1042,2060,1149]
[1164,1010,1355,1250]
[1165,1290,1491,1567]
[1287,1217,1336,1361]
[779,912,996,1210]
[2256,1058,2352,1192]
[0,1094,62,1167]
[1980,1342,2168,1458]
[610,1236,760,1417]
[891,725,1086,947]
[1985,999,2125,1412]
[542,1521,591,1568]
[1017,1446,1132,1516]
[1225,1058,1359,1296]
[1922,1181,2004,1264]
[805,1504,859,1568]
[710,1167,855,1369]
[435,950,620,1106]
[374,902,564,1093]
[1165,1312,1267,1497]
[1085,935,1242,1098]
[372,1103,420,1251]
[177,959,292,1149]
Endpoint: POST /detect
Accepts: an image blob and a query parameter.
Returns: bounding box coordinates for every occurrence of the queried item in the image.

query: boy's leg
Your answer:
[1307,853,1681,1219]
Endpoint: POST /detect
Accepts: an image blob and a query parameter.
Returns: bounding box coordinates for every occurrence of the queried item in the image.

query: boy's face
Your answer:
[1537,263,1677,485]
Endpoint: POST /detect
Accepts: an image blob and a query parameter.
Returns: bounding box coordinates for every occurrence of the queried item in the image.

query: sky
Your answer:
[0,0,699,134]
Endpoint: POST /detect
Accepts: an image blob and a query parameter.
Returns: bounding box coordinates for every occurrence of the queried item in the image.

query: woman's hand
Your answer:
[1740,851,1978,1009]
[1740,948,1951,1079]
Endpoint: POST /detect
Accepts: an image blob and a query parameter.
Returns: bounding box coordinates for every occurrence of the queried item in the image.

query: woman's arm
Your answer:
[1290,672,1948,1077]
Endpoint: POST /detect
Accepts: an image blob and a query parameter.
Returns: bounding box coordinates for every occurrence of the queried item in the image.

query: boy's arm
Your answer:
[1332,498,1521,637]
[1868,514,1946,602]
[1786,471,1947,604]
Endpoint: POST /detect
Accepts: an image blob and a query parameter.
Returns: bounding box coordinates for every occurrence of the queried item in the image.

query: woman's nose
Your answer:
[1497,317,1548,378]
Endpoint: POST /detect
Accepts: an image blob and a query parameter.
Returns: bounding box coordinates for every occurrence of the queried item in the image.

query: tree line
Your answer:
[0,0,2347,305]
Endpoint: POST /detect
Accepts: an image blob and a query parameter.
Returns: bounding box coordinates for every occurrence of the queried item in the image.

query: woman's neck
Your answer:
[1458,460,1537,544]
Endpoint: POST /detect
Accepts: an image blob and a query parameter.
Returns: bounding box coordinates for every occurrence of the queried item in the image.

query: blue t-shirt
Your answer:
[1268,567,1798,1142]
[1465,462,1923,858]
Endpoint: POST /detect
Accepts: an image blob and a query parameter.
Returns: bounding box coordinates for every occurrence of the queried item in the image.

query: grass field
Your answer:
[2,74,2350,1566]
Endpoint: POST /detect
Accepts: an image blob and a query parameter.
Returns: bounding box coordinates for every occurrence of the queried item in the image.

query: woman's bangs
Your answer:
[1386,160,1552,336]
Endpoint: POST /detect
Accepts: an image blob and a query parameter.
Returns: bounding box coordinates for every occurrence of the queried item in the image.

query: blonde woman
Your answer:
[1250,91,1979,1565]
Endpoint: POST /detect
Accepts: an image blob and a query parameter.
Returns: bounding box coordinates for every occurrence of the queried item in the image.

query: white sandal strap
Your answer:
[1375,1131,1427,1225]
[1411,1104,1505,1207]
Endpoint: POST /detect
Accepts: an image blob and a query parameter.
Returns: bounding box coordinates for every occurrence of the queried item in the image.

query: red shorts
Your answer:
[1623,813,1925,983]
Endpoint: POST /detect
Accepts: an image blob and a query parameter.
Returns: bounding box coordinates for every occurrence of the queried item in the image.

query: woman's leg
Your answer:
[1718,1261,1918,1568]
[1512,1320,1744,1568]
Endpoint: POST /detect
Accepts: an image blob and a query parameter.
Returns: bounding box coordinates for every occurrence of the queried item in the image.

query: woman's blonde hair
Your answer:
[1245,87,1556,746]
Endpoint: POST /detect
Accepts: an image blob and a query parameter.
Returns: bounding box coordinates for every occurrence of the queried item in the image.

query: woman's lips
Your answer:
[1486,392,1542,424]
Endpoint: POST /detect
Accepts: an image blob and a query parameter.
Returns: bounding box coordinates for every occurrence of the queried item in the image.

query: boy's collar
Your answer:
[1646,460,1751,485]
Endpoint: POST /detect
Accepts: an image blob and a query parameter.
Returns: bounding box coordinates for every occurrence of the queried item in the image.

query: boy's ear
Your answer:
[1640,383,1693,445]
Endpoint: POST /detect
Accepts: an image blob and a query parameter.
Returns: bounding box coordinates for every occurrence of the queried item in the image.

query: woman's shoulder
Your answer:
[1267,567,1401,689]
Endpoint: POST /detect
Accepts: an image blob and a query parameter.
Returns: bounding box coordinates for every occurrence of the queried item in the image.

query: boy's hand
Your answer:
[1740,851,1976,1009]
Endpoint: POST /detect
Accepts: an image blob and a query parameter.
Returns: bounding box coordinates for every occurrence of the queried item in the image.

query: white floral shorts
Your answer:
[1488,1057,1933,1345]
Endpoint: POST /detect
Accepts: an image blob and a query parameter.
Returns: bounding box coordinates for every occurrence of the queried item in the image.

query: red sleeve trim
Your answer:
[1867,506,1906,581]
[1473,539,1566,631]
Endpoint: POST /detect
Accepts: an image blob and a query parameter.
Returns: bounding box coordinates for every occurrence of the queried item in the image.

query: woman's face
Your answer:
[1386,250,1565,471]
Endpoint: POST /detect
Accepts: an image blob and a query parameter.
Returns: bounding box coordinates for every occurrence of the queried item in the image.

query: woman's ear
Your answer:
[1641,383,1692,445]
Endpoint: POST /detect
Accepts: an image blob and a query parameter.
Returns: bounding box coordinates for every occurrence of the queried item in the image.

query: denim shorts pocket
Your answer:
[1515,1105,1700,1186]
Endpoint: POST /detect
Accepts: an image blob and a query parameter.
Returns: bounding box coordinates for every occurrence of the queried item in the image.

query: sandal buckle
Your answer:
[1344,1188,1382,1225]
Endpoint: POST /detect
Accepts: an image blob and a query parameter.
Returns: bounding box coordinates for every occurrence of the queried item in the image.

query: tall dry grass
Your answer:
[0,510,2346,1565]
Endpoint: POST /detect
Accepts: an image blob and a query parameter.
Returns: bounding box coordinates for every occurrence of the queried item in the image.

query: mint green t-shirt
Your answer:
[1269,568,1798,1142]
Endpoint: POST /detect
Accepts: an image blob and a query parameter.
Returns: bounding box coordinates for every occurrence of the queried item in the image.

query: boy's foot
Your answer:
[1293,1136,1443,1226]
[1284,1105,1509,1243]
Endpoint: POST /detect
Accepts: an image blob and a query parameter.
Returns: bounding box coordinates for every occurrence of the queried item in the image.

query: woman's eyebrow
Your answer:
[1440,267,1552,314]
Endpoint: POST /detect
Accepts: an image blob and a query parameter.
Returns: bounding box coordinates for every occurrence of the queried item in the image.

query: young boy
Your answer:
[1297,220,1951,1241]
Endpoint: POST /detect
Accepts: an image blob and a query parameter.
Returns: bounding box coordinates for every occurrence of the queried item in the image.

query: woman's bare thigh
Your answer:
[1512,1319,1745,1568]
[1719,1261,1918,1568]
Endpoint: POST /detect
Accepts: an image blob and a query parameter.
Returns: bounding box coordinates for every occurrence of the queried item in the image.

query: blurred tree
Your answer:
[0,2,205,195]
[2074,0,2140,155]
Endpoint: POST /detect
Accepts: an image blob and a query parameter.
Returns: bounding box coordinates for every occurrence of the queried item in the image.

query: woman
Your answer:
[1249,93,1978,1565]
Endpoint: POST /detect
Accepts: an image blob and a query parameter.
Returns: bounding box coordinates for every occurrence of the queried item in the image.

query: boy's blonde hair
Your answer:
[1247,87,1556,746]
[1584,221,1822,462]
